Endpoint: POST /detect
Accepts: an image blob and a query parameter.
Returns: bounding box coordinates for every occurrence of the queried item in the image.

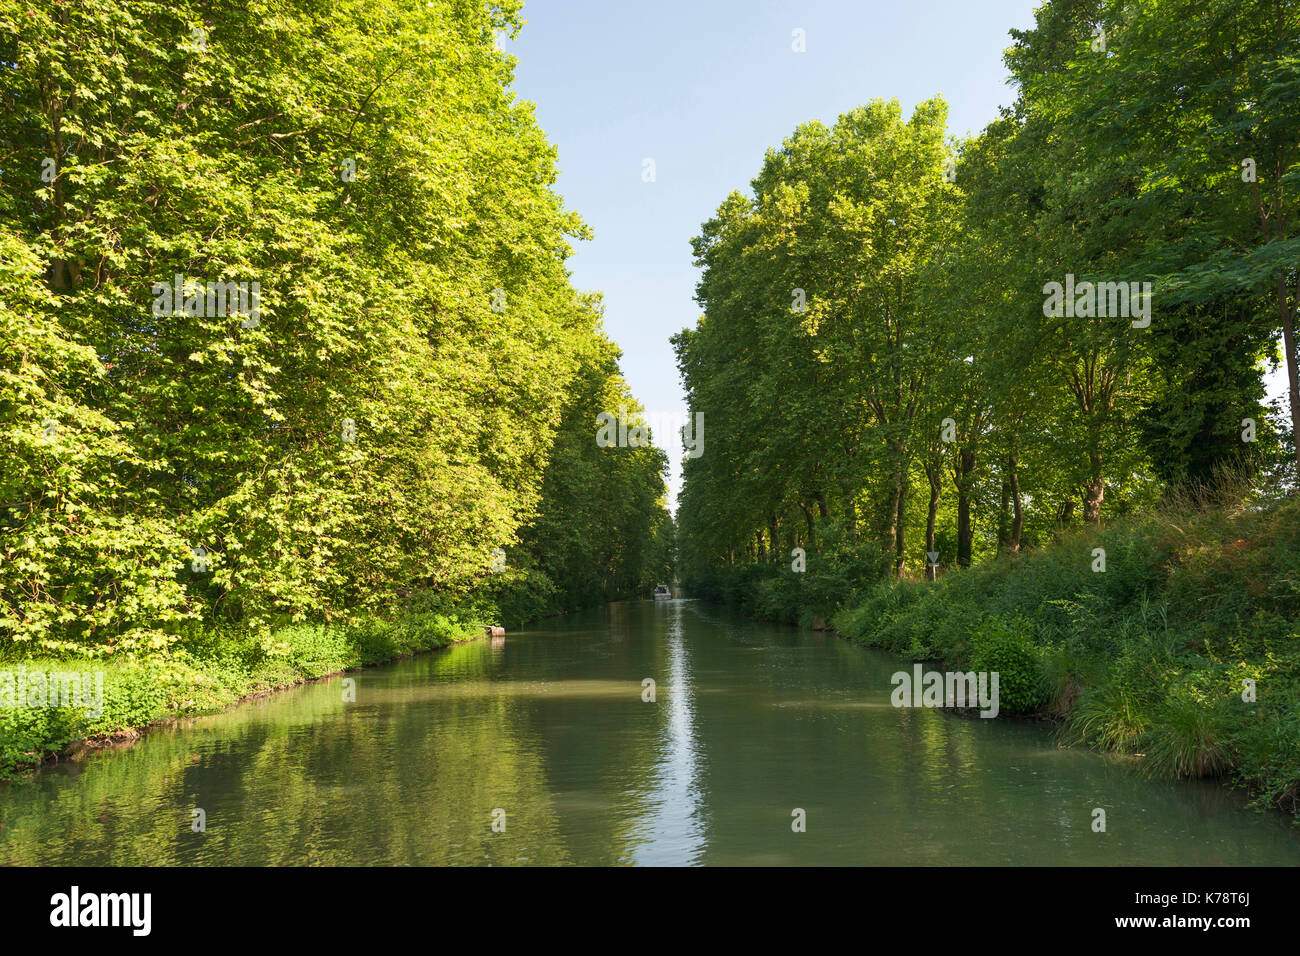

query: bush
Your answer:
[969,616,1047,715]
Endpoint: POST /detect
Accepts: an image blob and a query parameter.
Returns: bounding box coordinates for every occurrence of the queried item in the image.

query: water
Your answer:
[3,599,1297,865]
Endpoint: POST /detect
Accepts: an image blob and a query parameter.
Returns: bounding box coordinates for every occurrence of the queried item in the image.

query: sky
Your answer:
[505,0,1286,506]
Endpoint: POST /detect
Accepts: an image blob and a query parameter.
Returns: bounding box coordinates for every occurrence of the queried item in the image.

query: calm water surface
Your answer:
[3,599,1298,865]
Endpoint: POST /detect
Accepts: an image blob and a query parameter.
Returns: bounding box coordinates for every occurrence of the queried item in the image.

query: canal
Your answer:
[3,598,1298,865]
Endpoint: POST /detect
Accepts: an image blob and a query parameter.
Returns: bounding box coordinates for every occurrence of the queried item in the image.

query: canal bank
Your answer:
[683,497,1300,820]
[3,599,1299,865]
[0,599,495,782]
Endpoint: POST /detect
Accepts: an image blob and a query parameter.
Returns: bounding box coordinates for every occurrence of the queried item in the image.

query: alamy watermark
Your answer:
[890,664,999,718]
[596,405,704,460]
[1,665,105,719]
[1042,274,1151,328]
[50,886,150,936]
[152,274,261,328]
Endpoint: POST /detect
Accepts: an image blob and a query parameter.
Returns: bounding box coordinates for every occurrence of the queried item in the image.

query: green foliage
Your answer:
[515,354,673,613]
[1142,688,1233,781]
[674,97,961,584]
[0,695,83,778]
[0,592,492,778]
[834,494,1300,814]
[969,617,1047,715]
[0,0,671,771]
[676,0,1296,591]
[0,227,192,656]
[671,0,1296,818]
[0,0,669,664]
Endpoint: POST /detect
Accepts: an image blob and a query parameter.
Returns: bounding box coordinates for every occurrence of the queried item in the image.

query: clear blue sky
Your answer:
[502,1,1038,504]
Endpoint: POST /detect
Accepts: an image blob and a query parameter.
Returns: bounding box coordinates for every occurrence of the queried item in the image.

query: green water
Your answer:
[3,599,1298,865]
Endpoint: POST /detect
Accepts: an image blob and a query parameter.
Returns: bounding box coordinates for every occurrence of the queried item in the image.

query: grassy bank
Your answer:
[689,493,1300,817]
[0,592,494,781]
[833,495,1300,816]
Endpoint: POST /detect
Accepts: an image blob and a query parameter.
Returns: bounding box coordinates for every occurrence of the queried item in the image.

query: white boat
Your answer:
[653,584,671,599]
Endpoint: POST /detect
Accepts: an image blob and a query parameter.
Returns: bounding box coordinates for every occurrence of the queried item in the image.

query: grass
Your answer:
[0,594,489,780]
[826,488,1300,816]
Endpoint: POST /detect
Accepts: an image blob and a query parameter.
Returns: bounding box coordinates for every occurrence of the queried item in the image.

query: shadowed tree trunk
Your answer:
[879,436,911,577]
[841,479,857,540]
[997,475,1011,551]
[1069,356,1116,524]
[955,446,976,568]
[894,474,907,578]
[922,443,942,581]
[1056,499,1076,531]
[1008,452,1023,552]
[1082,451,1105,523]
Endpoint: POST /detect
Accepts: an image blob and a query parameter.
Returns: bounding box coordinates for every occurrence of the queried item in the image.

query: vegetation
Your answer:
[0,0,671,775]
[673,0,1299,812]
[0,594,484,779]
[833,486,1300,814]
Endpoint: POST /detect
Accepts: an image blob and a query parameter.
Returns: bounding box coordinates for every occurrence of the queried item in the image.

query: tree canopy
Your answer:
[0,0,671,658]
[675,0,1297,596]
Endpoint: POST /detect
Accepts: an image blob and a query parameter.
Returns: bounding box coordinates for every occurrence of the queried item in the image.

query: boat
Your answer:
[653,584,671,599]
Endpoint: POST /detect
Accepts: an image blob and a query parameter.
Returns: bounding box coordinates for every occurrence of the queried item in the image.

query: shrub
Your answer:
[969,616,1047,715]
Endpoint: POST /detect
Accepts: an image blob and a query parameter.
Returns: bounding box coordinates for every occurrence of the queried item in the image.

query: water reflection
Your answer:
[631,599,706,865]
[2,599,1299,866]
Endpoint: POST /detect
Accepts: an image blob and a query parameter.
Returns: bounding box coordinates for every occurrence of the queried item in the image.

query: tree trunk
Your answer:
[923,448,942,581]
[925,477,940,580]
[1008,453,1023,552]
[880,439,909,577]
[841,479,857,541]
[1082,455,1105,523]
[799,501,815,548]
[880,486,899,563]
[43,96,79,292]
[997,475,1011,551]
[894,474,907,578]
[956,447,975,568]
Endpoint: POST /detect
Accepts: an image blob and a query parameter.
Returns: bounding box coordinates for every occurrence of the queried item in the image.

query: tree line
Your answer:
[0,0,672,660]
[674,0,1298,592]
